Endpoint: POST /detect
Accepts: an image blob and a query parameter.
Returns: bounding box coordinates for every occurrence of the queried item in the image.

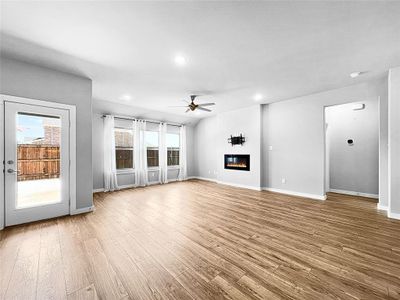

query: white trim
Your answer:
[118,183,137,190]
[147,180,161,186]
[0,99,4,230]
[167,178,180,183]
[167,165,180,170]
[0,94,77,229]
[188,176,261,191]
[329,188,378,199]
[189,176,218,183]
[117,168,135,175]
[388,211,400,220]
[263,187,327,200]
[69,105,77,214]
[217,180,261,191]
[377,204,388,211]
[70,205,95,215]
[1,94,77,110]
[93,183,137,193]
[148,167,160,171]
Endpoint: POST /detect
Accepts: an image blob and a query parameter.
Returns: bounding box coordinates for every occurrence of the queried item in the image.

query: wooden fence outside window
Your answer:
[17,144,60,181]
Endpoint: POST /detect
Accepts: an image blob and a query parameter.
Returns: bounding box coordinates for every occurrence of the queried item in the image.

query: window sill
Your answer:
[168,166,180,170]
[146,166,180,171]
[117,169,135,175]
[147,167,160,171]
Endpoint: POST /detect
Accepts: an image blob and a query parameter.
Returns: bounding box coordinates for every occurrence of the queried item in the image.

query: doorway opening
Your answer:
[324,100,379,200]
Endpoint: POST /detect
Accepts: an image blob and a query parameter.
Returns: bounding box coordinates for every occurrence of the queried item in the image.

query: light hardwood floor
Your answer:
[1,179,400,300]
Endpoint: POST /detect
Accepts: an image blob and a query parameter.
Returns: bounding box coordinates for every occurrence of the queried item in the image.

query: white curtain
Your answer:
[134,120,148,186]
[103,115,119,192]
[179,125,187,181]
[159,122,168,184]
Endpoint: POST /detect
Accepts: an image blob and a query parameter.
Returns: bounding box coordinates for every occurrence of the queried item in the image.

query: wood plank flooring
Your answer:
[1,179,400,300]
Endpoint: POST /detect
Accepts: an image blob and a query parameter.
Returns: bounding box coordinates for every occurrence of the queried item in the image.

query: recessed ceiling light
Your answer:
[350,72,361,78]
[174,54,186,66]
[120,94,132,101]
[254,93,263,102]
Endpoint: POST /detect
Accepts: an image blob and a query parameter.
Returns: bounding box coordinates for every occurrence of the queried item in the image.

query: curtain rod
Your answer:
[101,114,183,127]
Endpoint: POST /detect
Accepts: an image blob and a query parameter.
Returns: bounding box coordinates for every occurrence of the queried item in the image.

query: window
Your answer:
[145,131,159,167]
[114,128,134,169]
[167,133,180,166]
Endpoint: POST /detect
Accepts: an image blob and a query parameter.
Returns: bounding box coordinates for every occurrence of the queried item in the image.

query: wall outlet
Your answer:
[269,145,273,151]
[281,178,286,184]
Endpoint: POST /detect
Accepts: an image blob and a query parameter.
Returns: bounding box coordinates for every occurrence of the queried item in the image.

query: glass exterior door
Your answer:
[5,101,70,226]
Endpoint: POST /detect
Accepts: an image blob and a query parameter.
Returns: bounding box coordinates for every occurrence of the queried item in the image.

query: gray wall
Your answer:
[194,105,261,189]
[193,115,219,180]
[92,113,104,190]
[0,57,93,209]
[325,100,379,195]
[388,67,400,216]
[379,79,389,208]
[186,126,195,177]
[262,78,388,198]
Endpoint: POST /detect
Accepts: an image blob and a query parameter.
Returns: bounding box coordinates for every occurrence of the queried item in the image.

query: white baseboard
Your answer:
[186,176,202,180]
[263,187,326,201]
[388,211,400,220]
[377,203,388,211]
[190,176,218,183]
[217,180,261,191]
[189,176,261,191]
[70,205,95,215]
[118,184,137,189]
[93,179,190,193]
[329,188,378,199]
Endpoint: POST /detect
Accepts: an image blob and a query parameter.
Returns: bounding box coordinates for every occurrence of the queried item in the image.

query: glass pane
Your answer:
[145,131,159,167]
[114,128,134,169]
[166,133,180,166]
[167,148,180,166]
[147,148,159,167]
[16,113,61,208]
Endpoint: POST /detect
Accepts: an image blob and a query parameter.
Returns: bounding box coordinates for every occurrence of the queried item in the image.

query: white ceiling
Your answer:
[1,1,400,121]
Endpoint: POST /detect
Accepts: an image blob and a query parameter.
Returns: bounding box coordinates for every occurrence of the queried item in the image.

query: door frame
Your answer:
[322,96,381,198]
[0,94,76,229]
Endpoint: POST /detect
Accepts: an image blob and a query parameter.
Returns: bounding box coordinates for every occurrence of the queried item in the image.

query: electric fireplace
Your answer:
[224,154,250,171]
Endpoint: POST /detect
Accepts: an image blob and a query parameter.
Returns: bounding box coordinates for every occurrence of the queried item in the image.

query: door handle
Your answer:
[7,168,18,174]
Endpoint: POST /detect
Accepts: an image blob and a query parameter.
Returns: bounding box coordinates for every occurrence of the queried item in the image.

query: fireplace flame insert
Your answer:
[224,154,250,171]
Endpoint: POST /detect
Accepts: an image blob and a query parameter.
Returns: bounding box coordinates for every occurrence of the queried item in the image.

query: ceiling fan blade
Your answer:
[198,103,215,107]
[168,105,188,107]
[185,108,191,113]
[182,99,189,104]
[197,107,212,112]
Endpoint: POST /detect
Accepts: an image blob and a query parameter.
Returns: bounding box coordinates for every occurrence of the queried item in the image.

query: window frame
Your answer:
[167,147,180,167]
[166,133,180,168]
[144,130,160,169]
[114,126,135,174]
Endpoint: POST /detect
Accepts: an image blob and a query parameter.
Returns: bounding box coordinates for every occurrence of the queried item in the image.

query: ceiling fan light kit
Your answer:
[169,95,215,113]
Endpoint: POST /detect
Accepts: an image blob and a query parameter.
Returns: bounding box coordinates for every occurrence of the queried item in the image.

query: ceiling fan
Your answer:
[170,95,215,113]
